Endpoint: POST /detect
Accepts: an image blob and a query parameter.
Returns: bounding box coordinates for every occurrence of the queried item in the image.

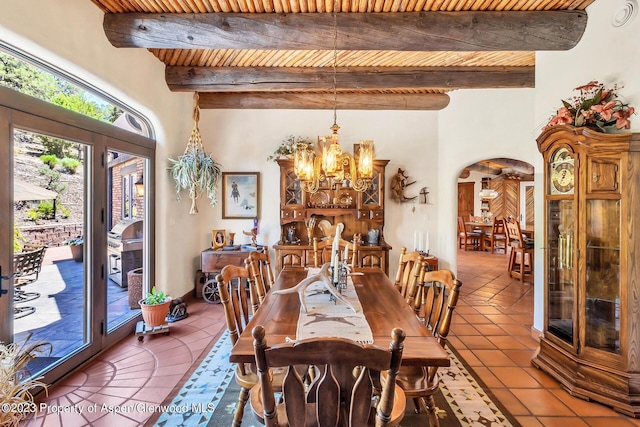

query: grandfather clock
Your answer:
[532,125,640,417]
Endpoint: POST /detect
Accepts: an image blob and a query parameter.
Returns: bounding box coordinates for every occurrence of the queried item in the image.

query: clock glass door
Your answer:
[585,199,621,354]
[547,199,575,344]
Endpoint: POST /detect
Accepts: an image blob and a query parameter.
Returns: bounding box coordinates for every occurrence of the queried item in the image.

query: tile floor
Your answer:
[23,250,640,427]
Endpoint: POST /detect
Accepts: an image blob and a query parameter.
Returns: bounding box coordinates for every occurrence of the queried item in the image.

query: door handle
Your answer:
[0,266,16,297]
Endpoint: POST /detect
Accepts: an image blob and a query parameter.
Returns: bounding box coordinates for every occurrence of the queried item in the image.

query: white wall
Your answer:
[0,0,201,298]
[198,108,440,279]
[2,0,639,333]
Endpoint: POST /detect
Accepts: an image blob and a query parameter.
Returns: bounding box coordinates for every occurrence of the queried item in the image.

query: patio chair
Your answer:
[13,243,47,318]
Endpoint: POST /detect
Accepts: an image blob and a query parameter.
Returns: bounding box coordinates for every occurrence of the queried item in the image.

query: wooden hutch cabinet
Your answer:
[273,158,391,274]
[532,125,640,416]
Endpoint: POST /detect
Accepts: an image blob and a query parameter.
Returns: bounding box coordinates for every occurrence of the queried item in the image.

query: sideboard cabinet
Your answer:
[532,125,640,416]
[274,158,391,274]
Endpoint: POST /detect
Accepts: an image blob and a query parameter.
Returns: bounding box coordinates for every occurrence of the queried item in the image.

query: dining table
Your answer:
[229,266,450,368]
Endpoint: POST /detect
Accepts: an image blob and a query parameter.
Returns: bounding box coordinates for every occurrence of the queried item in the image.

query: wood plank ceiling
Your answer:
[91,0,595,109]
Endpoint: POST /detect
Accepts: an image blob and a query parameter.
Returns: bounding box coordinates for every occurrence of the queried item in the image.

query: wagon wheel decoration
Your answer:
[202,278,220,303]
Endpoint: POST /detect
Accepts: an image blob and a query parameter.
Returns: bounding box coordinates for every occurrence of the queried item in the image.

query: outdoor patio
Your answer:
[13,246,135,358]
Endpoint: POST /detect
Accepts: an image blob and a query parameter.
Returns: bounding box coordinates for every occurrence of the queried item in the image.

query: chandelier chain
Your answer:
[332,0,338,127]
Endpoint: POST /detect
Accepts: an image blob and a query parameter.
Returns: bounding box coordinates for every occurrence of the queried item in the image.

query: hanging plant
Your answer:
[169,93,222,215]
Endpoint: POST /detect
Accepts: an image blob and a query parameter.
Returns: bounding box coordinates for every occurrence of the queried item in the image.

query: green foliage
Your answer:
[144,287,168,305]
[39,154,59,169]
[38,135,76,158]
[0,52,122,124]
[31,201,55,220]
[13,225,26,252]
[37,165,67,194]
[169,144,222,212]
[58,205,71,218]
[25,210,39,222]
[60,157,81,174]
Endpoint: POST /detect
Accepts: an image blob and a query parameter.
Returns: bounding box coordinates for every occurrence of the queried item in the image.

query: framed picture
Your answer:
[212,229,226,249]
[222,172,260,219]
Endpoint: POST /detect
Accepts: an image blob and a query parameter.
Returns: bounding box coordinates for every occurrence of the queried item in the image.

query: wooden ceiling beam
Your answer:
[165,66,534,92]
[196,92,450,109]
[104,11,586,51]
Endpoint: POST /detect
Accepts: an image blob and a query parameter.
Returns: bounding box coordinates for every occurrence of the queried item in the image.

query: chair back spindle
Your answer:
[253,325,406,427]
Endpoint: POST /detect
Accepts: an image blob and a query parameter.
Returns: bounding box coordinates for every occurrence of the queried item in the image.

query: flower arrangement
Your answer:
[267,135,312,162]
[544,81,635,132]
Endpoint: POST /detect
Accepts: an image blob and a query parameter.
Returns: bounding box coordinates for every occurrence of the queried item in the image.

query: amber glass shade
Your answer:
[357,140,374,179]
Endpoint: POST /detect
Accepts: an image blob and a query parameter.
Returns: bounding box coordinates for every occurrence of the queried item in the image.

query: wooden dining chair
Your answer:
[385,269,462,427]
[394,247,424,301]
[457,216,481,251]
[216,264,263,427]
[251,324,407,427]
[246,250,275,305]
[482,217,507,254]
[504,217,534,282]
[313,236,358,268]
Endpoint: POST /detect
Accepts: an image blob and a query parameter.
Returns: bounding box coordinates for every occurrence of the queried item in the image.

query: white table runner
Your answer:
[295,267,374,344]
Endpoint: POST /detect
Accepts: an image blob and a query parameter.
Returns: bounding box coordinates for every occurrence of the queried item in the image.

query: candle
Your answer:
[425,232,430,253]
[333,254,339,283]
[414,231,418,251]
[344,244,348,263]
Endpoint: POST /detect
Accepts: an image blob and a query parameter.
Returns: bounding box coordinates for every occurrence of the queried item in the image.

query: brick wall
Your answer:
[18,223,83,247]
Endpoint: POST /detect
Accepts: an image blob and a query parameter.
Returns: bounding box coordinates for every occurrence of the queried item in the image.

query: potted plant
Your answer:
[139,286,171,327]
[64,237,83,262]
[169,93,222,215]
[543,81,635,133]
[0,334,52,426]
[267,135,312,162]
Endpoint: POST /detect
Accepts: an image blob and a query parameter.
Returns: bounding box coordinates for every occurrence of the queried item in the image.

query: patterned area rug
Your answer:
[153,331,520,427]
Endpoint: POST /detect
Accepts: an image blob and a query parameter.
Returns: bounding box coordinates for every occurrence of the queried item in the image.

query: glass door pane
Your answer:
[13,129,89,372]
[585,199,621,354]
[106,150,146,331]
[547,199,575,344]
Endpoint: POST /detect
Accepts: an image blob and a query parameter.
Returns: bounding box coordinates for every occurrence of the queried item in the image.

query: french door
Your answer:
[0,86,155,384]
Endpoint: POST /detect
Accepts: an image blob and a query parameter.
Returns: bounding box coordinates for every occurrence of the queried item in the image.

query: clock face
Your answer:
[551,161,575,195]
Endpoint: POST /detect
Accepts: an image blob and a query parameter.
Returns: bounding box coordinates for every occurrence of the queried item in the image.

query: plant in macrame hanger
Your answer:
[169,93,222,214]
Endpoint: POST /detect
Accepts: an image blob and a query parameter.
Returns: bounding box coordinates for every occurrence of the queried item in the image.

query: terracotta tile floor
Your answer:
[24,250,640,426]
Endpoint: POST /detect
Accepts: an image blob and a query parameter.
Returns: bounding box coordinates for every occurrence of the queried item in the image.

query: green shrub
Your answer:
[39,154,59,169]
[144,287,168,305]
[13,225,26,252]
[58,205,71,218]
[60,157,81,174]
[25,209,39,221]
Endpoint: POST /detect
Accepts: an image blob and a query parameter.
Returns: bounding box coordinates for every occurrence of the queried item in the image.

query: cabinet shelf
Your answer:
[275,159,390,274]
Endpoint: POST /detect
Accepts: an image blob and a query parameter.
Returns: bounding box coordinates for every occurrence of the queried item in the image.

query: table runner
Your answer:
[295,267,374,344]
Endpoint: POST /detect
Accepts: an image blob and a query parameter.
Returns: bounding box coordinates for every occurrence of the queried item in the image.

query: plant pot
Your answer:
[70,244,83,262]
[139,299,171,327]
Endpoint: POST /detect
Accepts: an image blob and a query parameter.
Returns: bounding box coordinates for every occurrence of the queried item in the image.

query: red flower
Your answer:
[575,81,600,92]
[545,81,634,132]
[614,107,635,129]
[591,101,617,121]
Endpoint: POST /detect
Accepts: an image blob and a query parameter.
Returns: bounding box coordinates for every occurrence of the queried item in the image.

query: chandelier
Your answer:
[293,0,375,194]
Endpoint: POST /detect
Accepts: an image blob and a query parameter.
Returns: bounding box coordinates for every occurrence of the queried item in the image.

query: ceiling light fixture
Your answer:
[293,0,374,194]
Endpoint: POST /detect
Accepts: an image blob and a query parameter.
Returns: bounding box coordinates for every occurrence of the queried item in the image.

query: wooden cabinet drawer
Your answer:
[201,250,249,273]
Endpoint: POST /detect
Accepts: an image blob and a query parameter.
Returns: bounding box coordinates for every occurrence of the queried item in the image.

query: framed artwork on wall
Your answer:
[222,172,260,219]
[212,229,226,249]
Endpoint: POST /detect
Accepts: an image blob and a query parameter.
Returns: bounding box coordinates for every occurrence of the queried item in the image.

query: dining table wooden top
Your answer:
[229,267,450,368]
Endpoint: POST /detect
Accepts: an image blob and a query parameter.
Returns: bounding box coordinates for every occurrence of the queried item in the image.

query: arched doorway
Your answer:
[457,158,534,227]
